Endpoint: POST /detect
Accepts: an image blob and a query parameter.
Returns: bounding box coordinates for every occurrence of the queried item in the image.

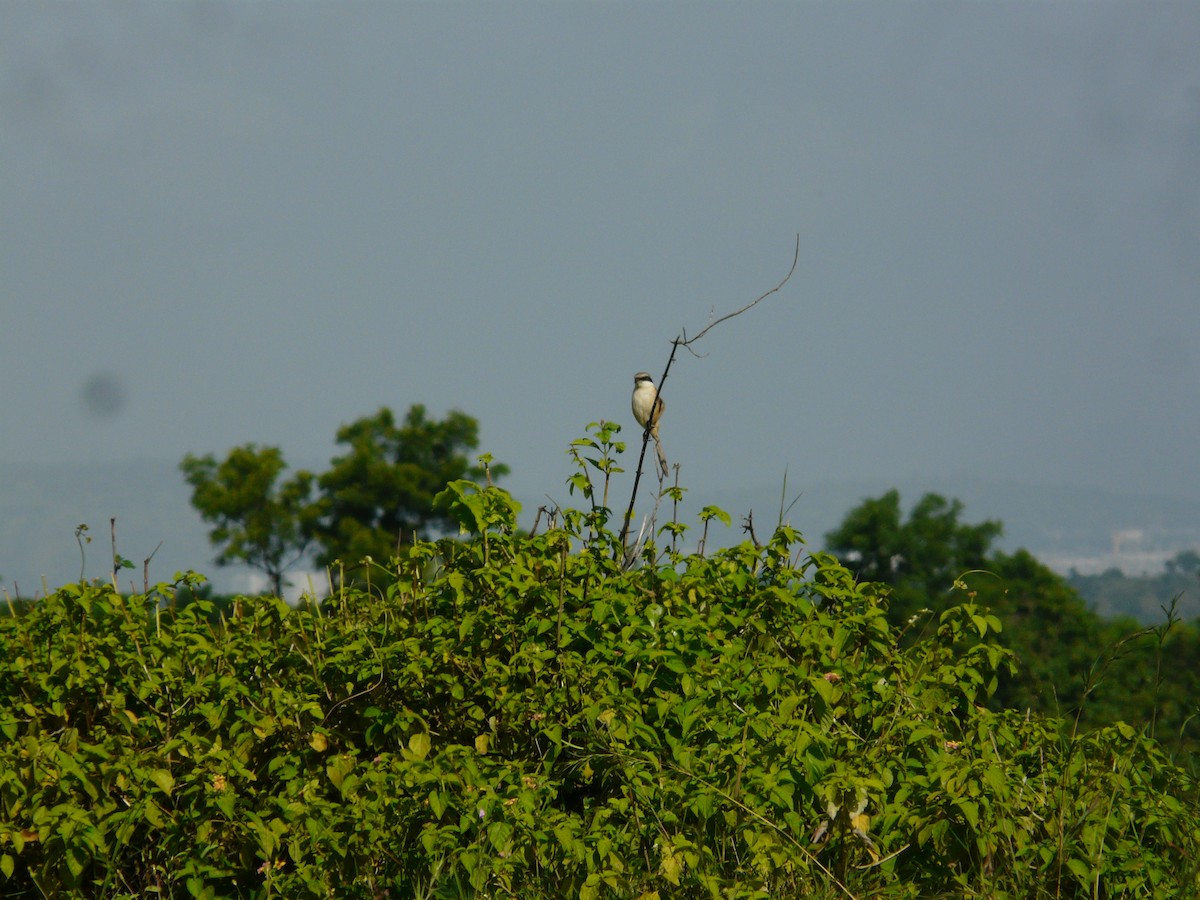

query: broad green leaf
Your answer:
[408,732,431,761]
[149,768,175,796]
[660,844,684,885]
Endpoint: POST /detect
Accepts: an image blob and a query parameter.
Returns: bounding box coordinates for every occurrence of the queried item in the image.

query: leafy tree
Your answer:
[306,405,508,569]
[824,489,1002,625]
[824,493,1091,710]
[180,445,315,597]
[966,549,1102,714]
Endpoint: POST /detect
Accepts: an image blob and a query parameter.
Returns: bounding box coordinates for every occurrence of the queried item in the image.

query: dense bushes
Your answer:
[1,479,1197,898]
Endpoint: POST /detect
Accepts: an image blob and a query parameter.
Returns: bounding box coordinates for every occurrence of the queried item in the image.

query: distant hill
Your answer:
[3,462,1198,611]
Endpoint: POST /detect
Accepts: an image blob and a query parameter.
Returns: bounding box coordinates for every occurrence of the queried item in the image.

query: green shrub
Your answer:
[2,439,1197,897]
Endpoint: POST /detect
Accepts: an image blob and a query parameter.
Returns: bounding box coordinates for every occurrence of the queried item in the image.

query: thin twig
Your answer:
[619,236,800,556]
[681,234,800,348]
[144,541,164,594]
[111,518,119,590]
[777,466,804,528]
[743,511,761,550]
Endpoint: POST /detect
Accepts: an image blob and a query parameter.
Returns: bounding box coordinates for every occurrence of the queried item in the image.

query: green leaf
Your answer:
[408,732,431,761]
[149,768,175,796]
[957,798,980,829]
[487,821,512,851]
[64,847,85,878]
[580,873,602,900]
[660,844,684,885]
[1066,858,1093,883]
[429,790,447,820]
[699,505,732,527]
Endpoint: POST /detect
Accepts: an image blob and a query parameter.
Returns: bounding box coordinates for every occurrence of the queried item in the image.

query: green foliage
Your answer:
[4,454,1198,897]
[1086,608,1200,768]
[180,445,316,597]
[826,493,1200,767]
[824,490,1002,625]
[181,406,508,592]
[962,549,1102,714]
[307,405,508,571]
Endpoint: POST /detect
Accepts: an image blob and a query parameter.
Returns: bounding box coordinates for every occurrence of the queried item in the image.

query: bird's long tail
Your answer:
[654,435,669,479]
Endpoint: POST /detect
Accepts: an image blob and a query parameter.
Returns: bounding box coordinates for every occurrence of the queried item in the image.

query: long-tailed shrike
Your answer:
[632,372,669,479]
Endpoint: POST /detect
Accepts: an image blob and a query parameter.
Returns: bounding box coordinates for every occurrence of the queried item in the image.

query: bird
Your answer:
[631,371,669,479]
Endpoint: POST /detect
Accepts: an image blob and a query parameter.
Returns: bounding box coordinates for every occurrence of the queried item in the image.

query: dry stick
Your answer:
[111,518,119,591]
[143,541,164,595]
[618,235,801,558]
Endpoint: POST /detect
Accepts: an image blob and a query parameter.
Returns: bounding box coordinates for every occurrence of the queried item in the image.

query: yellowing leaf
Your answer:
[408,732,431,761]
[580,874,602,900]
[310,731,328,752]
[474,733,490,755]
[144,801,165,828]
[659,845,684,885]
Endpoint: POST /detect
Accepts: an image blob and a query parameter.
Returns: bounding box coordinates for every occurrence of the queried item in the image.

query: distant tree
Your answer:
[1068,549,1200,622]
[1164,548,1200,578]
[180,445,315,597]
[306,405,509,570]
[824,490,1002,625]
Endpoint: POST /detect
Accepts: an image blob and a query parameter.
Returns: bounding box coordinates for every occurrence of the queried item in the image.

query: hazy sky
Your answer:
[4,2,1199,524]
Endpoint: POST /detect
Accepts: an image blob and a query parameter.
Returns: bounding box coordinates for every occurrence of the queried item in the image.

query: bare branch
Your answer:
[682,233,799,347]
[144,540,164,594]
[743,511,761,550]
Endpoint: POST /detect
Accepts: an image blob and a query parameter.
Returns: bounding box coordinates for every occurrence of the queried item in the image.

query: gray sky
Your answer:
[4,2,1199,526]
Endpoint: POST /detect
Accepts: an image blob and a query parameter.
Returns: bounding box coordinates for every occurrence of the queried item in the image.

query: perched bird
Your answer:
[631,371,669,479]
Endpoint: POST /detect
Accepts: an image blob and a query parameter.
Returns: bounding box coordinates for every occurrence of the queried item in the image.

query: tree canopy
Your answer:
[307,405,507,570]
[181,405,507,590]
[824,490,1002,625]
[180,444,315,598]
